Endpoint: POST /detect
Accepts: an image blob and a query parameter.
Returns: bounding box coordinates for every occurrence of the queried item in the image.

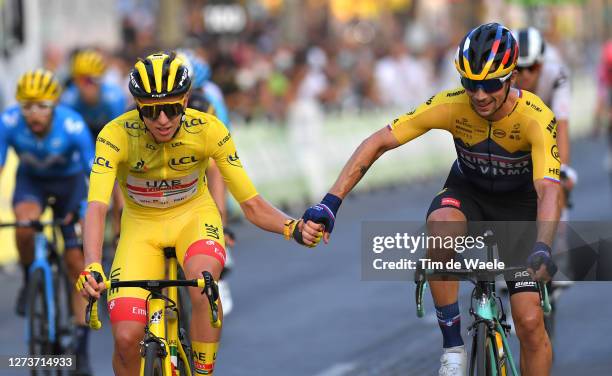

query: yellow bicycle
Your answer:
[85,247,221,375]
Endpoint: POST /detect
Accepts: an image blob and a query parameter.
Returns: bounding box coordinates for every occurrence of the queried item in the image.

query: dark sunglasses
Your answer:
[137,101,184,120]
[517,64,540,73]
[460,73,511,94]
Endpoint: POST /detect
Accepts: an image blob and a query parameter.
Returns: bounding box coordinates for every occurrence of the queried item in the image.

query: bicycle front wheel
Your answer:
[142,341,165,376]
[472,322,490,376]
[27,268,53,375]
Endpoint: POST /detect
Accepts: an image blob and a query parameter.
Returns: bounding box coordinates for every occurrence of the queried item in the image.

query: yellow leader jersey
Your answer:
[89,108,258,213]
[388,88,561,193]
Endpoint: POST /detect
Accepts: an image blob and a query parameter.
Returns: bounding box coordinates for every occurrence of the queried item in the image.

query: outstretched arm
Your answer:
[328,126,400,199]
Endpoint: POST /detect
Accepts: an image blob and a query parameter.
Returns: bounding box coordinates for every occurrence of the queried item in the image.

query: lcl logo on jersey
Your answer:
[124,121,147,137]
[183,118,205,134]
[94,156,112,168]
[227,152,242,167]
[168,155,199,171]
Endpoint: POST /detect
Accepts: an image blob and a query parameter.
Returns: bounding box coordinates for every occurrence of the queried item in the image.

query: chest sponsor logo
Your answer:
[183,118,205,134]
[168,155,199,171]
[493,129,506,138]
[456,147,531,177]
[146,143,156,151]
[131,159,148,173]
[227,152,242,167]
[126,171,200,208]
[525,100,542,112]
[171,141,184,148]
[446,89,465,97]
[19,153,66,170]
[125,121,147,137]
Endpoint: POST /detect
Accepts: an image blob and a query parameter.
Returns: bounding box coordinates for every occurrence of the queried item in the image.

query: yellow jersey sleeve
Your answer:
[88,122,128,204]
[388,92,453,145]
[527,112,561,183]
[205,118,258,203]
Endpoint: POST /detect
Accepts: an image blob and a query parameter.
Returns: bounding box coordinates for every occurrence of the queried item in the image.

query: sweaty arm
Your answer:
[207,119,291,234]
[329,97,450,198]
[84,123,127,264]
[529,116,562,246]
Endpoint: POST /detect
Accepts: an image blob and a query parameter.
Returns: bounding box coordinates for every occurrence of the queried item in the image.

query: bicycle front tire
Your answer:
[142,341,165,376]
[27,268,53,375]
[473,322,489,376]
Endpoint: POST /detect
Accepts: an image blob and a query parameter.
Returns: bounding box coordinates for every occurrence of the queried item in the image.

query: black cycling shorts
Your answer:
[427,166,539,296]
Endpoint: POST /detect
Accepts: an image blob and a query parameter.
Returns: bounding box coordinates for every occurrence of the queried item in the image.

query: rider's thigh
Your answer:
[107,217,166,325]
[176,205,225,281]
[14,201,43,221]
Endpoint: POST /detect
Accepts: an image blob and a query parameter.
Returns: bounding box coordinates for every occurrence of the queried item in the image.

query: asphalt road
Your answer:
[0,137,611,375]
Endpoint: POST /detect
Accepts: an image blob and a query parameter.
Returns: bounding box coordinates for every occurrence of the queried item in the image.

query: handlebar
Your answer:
[85,271,220,330]
[415,266,551,317]
[0,216,79,230]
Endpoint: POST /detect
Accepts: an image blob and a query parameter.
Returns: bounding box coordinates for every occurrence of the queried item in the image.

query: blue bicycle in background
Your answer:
[1,215,77,375]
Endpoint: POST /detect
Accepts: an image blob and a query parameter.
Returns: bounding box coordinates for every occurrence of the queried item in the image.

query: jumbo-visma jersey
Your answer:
[388,88,560,193]
[88,108,257,213]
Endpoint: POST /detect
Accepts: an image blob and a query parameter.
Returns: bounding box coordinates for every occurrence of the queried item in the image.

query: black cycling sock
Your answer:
[75,325,89,355]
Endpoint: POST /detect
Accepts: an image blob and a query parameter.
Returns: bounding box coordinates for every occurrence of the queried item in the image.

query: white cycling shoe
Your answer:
[439,346,467,376]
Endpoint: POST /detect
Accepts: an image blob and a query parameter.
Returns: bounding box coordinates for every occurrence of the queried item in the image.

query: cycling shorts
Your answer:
[427,167,539,296]
[12,169,87,249]
[107,202,226,324]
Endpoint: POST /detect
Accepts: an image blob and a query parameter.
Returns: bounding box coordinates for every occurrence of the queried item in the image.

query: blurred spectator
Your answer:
[374,39,434,109]
[286,48,331,201]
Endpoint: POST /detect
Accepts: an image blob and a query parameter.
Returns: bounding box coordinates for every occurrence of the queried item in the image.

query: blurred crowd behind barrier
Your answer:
[0,0,610,263]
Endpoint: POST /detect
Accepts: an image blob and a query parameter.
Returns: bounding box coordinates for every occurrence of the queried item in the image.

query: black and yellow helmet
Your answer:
[128,52,191,99]
[455,23,518,80]
[71,49,106,78]
[15,69,62,102]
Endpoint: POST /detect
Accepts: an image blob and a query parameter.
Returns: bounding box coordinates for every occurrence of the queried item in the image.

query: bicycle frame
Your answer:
[138,253,194,376]
[86,247,219,376]
[471,282,519,376]
[26,233,59,343]
[414,231,552,376]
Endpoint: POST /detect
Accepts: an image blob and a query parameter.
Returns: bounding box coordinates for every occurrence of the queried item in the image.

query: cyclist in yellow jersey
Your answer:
[76,52,323,376]
[301,23,560,376]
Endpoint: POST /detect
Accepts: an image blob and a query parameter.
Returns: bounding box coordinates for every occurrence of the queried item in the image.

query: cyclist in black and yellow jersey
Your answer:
[301,23,561,376]
[76,52,323,375]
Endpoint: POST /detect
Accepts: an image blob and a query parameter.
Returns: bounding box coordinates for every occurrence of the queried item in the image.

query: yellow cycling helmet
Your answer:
[128,51,191,99]
[455,23,518,80]
[71,49,106,78]
[15,69,62,102]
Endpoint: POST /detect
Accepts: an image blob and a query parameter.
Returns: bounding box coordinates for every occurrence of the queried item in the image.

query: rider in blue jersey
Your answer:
[0,69,94,375]
[60,49,127,138]
[61,49,126,243]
